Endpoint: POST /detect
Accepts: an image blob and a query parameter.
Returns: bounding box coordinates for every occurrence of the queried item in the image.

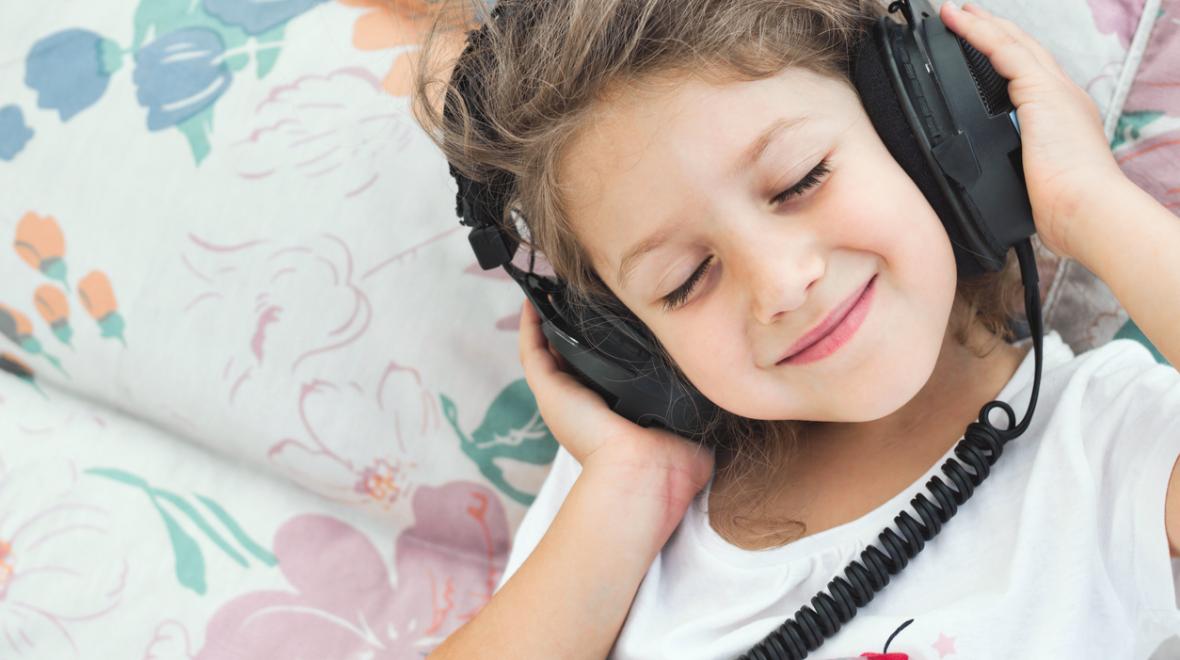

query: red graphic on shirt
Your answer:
[858,618,913,659]
[823,617,958,659]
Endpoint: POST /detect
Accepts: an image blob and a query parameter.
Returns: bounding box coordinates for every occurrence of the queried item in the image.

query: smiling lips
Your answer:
[778,274,876,363]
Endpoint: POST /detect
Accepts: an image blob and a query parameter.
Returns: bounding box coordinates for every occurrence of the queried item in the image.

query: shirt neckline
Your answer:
[686,329,1071,568]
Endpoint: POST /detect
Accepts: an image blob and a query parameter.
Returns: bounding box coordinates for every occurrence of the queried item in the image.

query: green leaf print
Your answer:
[1110,110,1165,151]
[253,24,286,78]
[441,379,559,506]
[154,489,249,568]
[85,466,150,488]
[150,498,208,595]
[85,467,276,594]
[196,493,278,566]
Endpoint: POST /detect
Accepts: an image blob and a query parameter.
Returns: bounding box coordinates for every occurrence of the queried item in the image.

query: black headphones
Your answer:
[445,0,1048,657]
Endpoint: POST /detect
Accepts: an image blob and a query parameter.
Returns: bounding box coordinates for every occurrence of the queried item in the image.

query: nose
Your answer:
[743,238,825,326]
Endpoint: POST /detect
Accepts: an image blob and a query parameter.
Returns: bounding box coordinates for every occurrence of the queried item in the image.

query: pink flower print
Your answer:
[268,360,439,509]
[157,481,509,658]
[354,458,406,508]
[1116,128,1180,212]
[1111,16,1180,156]
[230,67,417,199]
[141,620,192,660]
[0,458,126,659]
[1086,0,1143,49]
[181,232,372,403]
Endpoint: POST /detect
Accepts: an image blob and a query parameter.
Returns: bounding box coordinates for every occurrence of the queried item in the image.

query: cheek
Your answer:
[828,153,952,267]
[654,318,750,401]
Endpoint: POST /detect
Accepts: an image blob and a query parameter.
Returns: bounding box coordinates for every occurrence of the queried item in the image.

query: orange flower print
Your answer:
[13,211,70,290]
[0,303,65,375]
[0,353,31,379]
[0,351,44,398]
[78,270,126,346]
[34,284,73,346]
[340,0,476,96]
[0,540,12,587]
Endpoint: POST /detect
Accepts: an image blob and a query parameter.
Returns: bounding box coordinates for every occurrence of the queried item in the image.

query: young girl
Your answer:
[414,0,1180,657]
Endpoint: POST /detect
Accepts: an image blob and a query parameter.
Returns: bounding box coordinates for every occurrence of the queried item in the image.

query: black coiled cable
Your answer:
[740,240,1045,660]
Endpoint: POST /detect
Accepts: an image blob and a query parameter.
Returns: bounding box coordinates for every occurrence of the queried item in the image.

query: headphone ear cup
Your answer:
[957,36,1013,115]
[850,22,989,280]
[539,284,719,438]
[548,286,654,365]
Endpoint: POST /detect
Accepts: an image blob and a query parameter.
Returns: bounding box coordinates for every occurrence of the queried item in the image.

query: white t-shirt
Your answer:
[496,330,1180,659]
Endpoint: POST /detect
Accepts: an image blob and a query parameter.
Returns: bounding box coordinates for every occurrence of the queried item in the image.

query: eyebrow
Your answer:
[615,115,809,290]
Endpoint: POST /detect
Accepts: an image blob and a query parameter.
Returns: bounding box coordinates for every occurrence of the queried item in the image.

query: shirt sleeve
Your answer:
[494,445,583,593]
[1080,339,1180,651]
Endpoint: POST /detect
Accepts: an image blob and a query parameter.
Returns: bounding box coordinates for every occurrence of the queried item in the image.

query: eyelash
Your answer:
[658,157,832,312]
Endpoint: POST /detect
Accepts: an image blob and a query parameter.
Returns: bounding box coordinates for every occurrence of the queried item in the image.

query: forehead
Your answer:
[556,66,850,275]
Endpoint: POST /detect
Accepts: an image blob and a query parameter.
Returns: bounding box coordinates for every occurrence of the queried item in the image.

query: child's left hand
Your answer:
[939,1,1126,262]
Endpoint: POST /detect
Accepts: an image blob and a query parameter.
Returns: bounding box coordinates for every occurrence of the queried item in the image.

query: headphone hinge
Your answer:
[468,224,513,270]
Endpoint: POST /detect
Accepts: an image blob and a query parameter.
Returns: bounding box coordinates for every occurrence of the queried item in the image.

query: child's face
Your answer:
[557,66,959,423]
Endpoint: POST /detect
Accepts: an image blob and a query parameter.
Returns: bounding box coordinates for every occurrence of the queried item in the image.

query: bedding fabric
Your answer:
[0,0,1176,657]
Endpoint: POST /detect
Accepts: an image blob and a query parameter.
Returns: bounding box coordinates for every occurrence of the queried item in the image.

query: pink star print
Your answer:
[932,632,957,657]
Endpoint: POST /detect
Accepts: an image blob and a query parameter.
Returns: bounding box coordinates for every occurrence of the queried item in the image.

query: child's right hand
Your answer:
[518,298,715,516]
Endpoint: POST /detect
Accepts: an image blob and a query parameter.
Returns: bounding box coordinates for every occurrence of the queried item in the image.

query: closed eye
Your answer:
[658,157,832,312]
[660,255,714,312]
[770,157,831,206]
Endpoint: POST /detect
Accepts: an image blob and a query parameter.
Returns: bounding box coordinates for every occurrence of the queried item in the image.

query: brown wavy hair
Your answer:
[410,0,1026,549]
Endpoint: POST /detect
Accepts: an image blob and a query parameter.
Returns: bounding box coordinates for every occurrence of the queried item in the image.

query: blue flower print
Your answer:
[202,0,327,35]
[0,106,34,161]
[133,28,232,131]
[24,29,114,121]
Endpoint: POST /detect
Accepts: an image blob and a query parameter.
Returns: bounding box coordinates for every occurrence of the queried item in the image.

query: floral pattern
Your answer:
[340,0,476,97]
[0,0,1175,657]
[142,482,508,658]
[0,459,126,660]
[8,0,327,164]
[229,67,416,198]
[266,365,432,509]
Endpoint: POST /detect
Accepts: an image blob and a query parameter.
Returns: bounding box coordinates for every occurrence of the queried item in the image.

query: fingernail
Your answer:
[943,1,960,11]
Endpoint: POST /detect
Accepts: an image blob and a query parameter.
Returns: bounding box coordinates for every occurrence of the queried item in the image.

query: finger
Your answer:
[939,2,1057,100]
[517,300,605,412]
[518,300,559,377]
[959,3,1073,87]
[547,339,570,371]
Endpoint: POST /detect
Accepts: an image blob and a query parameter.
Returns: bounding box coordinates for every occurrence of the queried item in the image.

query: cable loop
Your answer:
[738,242,1044,660]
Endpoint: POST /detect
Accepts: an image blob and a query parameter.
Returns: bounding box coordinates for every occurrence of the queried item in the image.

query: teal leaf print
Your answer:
[196,494,278,566]
[153,490,249,568]
[84,466,150,488]
[98,38,126,75]
[85,467,276,594]
[202,0,326,35]
[151,498,208,595]
[13,0,321,165]
[441,379,558,506]
[176,106,216,165]
[131,0,250,52]
[1114,317,1170,366]
[1110,110,1165,151]
[253,24,287,78]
